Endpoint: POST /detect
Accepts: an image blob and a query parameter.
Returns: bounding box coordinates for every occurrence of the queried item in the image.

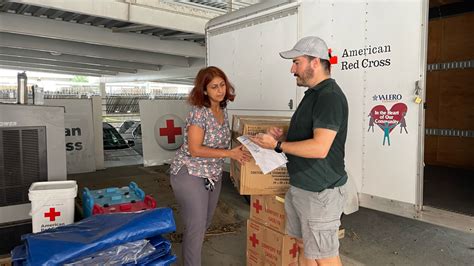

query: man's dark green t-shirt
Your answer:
[286,78,348,192]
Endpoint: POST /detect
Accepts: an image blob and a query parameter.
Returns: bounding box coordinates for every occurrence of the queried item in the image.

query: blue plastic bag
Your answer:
[11,244,27,266]
[22,208,175,265]
[67,235,173,265]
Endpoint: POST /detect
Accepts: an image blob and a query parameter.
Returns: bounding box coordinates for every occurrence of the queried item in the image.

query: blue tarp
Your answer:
[125,235,175,266]
[11,245,26,265]
[67,235,173,265]
[13,236,176,266]
[16,208,175,265]
[136,235,172,264]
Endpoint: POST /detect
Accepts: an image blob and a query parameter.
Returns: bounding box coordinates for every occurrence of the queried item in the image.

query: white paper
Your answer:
[237,135,288,174]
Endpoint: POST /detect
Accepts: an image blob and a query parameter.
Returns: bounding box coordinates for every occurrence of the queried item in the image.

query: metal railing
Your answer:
[427,60,473,71]
[425,128,474,138]
[105,93,188,114]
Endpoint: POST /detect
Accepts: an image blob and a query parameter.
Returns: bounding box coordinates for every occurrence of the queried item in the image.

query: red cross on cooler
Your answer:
[154,114,185,150]
[44,207,61,221]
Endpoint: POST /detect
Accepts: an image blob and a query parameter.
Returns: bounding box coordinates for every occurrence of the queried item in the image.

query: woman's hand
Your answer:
[266,127,284,140]
[229,145,252,164]
[250,133,278,150]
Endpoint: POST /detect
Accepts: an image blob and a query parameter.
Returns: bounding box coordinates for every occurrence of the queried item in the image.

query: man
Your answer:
[252,36,348,266]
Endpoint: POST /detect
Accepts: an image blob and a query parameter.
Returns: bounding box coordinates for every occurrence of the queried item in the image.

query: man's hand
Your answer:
[267,127,284,140]
[250,133,278,150]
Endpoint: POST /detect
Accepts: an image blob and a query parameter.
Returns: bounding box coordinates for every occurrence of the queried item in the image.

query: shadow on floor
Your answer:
[423,165,474,216]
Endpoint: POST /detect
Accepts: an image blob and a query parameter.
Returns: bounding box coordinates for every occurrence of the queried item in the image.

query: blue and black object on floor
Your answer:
[11,208,176,265]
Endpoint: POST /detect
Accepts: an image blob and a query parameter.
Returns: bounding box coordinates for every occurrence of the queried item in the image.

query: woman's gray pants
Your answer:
[170,167,222,266]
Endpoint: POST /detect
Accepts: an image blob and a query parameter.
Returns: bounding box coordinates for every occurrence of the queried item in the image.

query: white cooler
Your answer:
[28,180,78,233]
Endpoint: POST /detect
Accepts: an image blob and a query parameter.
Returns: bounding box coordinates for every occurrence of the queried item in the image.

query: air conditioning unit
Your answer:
[0,126,48,208]
[0,104,67,225]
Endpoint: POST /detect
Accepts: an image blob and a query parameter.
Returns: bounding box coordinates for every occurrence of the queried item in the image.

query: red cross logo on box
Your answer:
[249,233,259,247]
[44,207,61,222]
[289,242,298,258]
[252,199,263,214]
[154,114,185,150]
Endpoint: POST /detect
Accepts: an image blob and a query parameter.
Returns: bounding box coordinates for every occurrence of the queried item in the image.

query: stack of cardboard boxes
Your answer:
[230,115,299,265]
[247,194,298,265]
[231,115,345,265]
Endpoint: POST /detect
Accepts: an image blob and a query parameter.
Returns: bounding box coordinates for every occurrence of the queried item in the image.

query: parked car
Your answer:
[119,120,139,134]
[103,122,142,167]
[120,121,143,155]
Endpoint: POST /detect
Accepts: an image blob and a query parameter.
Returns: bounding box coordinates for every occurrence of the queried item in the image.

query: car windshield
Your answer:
[119,120,138,134]
[103,123,129,149]
[133,124,142,137]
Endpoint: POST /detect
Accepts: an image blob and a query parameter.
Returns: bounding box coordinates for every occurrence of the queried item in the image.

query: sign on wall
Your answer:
[368,101,409,146]
[154,114,185,150]
[45,99,96,174]
[140,100,190,166]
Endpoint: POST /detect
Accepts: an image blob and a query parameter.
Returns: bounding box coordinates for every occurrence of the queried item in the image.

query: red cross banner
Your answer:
[154,114,185,150]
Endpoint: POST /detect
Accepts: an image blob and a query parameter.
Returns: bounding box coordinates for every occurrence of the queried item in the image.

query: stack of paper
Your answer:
[237,136,288,174]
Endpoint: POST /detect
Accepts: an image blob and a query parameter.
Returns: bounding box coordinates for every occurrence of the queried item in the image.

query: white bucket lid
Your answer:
[29,180,78,201]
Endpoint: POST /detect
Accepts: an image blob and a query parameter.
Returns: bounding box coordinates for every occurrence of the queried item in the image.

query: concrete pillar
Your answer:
[92,95,105,170]
[100,82,107,116]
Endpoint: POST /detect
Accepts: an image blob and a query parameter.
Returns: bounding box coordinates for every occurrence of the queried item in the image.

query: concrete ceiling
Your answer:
[0,0,258,84]
[2,0,465,84]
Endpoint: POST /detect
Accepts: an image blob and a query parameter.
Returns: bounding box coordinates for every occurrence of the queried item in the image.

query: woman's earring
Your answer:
[204,91,207,95]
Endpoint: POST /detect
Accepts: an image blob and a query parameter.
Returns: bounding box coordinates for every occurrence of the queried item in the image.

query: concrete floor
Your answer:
[70,165,474,266]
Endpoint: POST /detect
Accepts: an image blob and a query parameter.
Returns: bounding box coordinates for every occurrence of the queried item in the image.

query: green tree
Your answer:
[71,76,88,83]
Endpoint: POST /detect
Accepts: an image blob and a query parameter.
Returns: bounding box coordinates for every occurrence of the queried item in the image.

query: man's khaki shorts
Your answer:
[285,184,346,259]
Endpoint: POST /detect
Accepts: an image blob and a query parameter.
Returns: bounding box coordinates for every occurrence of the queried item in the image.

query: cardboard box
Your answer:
[230,158,289,195]
[250,195,346,238]
[231,115,291,140]
[250,194,286,234]
[247,219,299,266]
[230,115,291,195]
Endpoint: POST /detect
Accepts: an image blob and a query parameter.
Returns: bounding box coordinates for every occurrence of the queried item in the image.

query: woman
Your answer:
[169,66,251,266]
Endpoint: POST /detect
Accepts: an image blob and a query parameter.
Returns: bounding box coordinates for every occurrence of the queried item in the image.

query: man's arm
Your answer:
[252,128,337,159]
[281,128,337,158]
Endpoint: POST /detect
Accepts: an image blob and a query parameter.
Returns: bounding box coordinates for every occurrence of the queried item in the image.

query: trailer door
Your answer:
[207,0,430,218]
[299,0,428,216]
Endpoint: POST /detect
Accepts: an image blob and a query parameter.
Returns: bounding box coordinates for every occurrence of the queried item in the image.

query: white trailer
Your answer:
[206,0,473,232]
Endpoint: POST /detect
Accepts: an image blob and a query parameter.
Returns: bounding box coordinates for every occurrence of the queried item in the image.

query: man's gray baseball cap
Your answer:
[279,36,329,60]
